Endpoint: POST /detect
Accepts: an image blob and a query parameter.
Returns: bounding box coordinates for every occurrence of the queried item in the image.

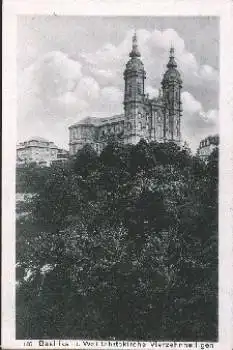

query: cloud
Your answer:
[27,51,82,96]
[90,68,118,86]
[81,27,218,92]
[100,86,122,103]
[199,64,219,82]
[202,109,218,123]
[18,51,83,116]
[18,52,122,145]
[181,91,218,151]
[145,28,218,88]
[74,76,100,101]
[98,86,123,116]
[181,91,202,114]
[18,51,84,146]
[55,76,101,116]
[56,91,89,113]
[145,86,159,98]
[54,79,123,120]
[18,27,218,151]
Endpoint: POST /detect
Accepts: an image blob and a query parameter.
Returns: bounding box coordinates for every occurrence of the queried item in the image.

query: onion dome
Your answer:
[162,47,182,84]
[124,32,144,73]
[126,57,144,71]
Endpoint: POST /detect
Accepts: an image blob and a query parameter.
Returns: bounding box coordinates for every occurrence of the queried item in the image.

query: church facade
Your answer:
[69,33,183,155]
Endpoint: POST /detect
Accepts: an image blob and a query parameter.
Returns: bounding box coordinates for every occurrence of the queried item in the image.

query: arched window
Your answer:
[158,125,162,138]
[138,122,142,130]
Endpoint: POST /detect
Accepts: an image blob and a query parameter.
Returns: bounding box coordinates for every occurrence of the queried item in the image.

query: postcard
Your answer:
[2,0,233,349]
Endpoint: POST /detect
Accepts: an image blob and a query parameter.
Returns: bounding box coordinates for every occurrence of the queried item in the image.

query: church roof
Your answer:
[125,57,144,71]
[162,47,182,84]
[129,32,141,58]
[163,68,181,82]
[69,114,124,128]
[29,136,51,142]
[125,32,144,72]
[100,114,124,124]
[77,116,102,125]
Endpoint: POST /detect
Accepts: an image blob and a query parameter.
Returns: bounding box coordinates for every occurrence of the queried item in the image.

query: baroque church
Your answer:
[69,32,183,155]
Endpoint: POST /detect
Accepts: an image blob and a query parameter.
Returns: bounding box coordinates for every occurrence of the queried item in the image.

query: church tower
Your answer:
[161,47,182,142]
[123,32,146,144]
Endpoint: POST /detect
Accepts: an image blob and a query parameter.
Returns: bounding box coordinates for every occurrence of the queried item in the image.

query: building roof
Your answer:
[162,47,182,84]
[125,57,144,72]
[69,117,101,127]
[163,68,181,82]
[129,32,141,58]
[28,136,51,143]
[17,136,59,150]
[69,114,124,128]
[199,134,219,148]
[124,32,144,73]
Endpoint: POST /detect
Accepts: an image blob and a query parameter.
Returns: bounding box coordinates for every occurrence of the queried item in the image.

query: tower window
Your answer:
[158,125,162,138]
[128,84,132,96]
[137,82,142,94]
[138,122,142,130]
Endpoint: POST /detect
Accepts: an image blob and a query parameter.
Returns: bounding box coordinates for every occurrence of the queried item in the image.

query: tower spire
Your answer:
[167,46,177,68]
[129,31,141,58]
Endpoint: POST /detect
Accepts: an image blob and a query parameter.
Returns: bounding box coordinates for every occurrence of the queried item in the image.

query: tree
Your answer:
[16,142,218,340]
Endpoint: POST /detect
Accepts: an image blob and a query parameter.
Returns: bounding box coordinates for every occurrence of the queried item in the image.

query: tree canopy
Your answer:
[16,141,218,341]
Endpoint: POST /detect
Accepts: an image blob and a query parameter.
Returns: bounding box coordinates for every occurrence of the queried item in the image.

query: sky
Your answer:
[17,16,219,151]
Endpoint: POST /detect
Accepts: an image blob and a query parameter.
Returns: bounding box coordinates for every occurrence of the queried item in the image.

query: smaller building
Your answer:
[51,148,69,166]
[197,135,219,161]
[17,137,68,167]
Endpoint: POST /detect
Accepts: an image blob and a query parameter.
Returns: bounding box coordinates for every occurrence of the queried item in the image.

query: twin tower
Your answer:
[69,32,183,155]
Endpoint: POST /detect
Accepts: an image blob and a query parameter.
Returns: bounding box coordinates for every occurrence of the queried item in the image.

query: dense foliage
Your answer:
[16,141,218,341]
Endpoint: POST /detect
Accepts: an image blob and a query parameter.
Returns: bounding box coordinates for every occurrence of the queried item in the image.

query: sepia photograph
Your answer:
[2,1,233,349]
